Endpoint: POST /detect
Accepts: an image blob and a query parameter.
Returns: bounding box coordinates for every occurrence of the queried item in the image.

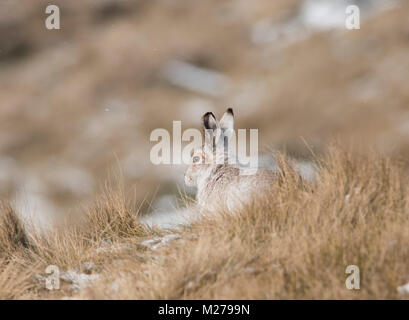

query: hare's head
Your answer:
[184,108,235,187]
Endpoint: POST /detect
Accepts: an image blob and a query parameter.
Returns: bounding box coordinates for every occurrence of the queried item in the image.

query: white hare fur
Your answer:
[184,108,275,212]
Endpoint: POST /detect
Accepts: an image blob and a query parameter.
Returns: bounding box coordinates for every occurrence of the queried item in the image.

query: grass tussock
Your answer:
[0,203,31,257]
[79,182,149,242]
[1,144,409,299]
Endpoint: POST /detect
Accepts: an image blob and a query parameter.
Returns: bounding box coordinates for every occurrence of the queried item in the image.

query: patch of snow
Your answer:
[397,282,409,295]
[152,194,179,212]
[301,0,347,31]
[13,188,57,234]
[258,155,278,171]
[161,60,230,96]
[295,160,316,181]
[252,0,402,46]
[143,194,198,230]
[140,234,181,250]
[140,208,196,230]
[60,270,100,293]
[95,243,131,254]
[252,16,310,46]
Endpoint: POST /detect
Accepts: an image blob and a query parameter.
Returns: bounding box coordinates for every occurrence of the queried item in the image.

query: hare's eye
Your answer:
[192,156,200,163]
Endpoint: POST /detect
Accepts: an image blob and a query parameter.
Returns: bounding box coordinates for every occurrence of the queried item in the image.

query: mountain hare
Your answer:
[184,108,276,212]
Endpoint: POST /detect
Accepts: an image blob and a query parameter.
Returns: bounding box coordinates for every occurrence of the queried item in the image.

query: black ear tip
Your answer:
[202,112,216,128]
[203,112,215,118]
[226,108,234,115]
[202,112,216,123]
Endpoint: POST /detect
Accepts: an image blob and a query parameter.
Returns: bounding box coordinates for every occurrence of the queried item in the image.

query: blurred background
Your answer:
[0,0,408,221]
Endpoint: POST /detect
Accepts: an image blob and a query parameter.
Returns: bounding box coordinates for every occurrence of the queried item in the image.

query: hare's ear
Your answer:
[220,108,234,133]
[202,112,221,149]
[219,108,234,148]
[202,112,219,131]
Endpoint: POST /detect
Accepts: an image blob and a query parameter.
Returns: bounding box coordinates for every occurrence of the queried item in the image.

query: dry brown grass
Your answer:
[0,202,31,256]
[0,143,408,299]
[0,179,159,299]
